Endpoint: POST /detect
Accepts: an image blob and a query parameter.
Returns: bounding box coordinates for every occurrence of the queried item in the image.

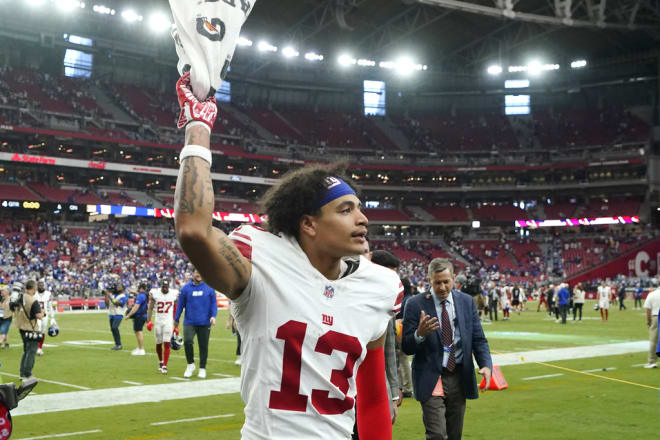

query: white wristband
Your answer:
[180,145,212,166]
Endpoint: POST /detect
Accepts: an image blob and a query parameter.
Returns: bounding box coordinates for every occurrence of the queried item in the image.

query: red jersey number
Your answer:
[156,301,173,314]
[268,320,362,415]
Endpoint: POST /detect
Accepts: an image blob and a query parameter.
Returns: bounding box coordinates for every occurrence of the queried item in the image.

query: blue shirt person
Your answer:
[125,283,150,355]
[174,270,218,378]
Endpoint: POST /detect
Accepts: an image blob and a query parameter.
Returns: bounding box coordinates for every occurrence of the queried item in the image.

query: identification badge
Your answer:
[432,377,444,397]
[0,309,4,318]
[442,345,452,368]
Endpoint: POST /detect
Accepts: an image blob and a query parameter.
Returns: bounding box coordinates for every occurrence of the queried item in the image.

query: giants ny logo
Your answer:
[322,314,334,326]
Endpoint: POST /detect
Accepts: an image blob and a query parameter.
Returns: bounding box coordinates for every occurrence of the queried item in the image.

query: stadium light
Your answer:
[338,54,356,67]
[281,46,299,58]
[357,58,376,67]
[487,65,502,75]
[527,60,542,75]
[571,59,587,68]
[395,58,415,76]
[56,0,85,10]
[121,9,142,23]
[304,52,323,62]
[148,12,171,33]
[92,4,114,14]
[379,61,395,69]
[237,36,253,47]
[257,41,277,52]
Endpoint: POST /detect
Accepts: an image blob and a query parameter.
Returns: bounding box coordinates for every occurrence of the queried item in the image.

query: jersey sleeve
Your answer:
[392,280,404,316]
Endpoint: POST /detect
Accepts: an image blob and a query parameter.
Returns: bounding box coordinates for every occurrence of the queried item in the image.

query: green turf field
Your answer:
[1,300,658,439]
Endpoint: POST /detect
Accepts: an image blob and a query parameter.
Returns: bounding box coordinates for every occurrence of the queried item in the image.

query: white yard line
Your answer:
[1,372,91,391]
[212,373,234,378]
[15,429,102,440]
[122,381,143,385]
[521,373,564,381]
[151,414,235,426]
[10,341,649,417]
[12,377,241,416]
[492,341,647,366]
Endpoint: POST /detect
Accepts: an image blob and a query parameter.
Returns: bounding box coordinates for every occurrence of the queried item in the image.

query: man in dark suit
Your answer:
[402,258,492,440]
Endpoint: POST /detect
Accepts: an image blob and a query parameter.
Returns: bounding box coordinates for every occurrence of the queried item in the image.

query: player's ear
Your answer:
[299,214,318,238]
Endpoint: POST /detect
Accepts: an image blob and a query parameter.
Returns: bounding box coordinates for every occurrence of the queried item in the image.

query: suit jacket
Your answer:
[402,289,492,402]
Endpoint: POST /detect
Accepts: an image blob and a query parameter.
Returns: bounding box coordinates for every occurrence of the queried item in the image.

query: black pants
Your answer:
[573,303,583,320]
[184,325,211,368]
[559,304,569,324]
[109,316,123,346]
[488,303,498,321]
[236,331,242,356]
[619,298,626,310]
[20,331,40,377]
[634,298,642,308]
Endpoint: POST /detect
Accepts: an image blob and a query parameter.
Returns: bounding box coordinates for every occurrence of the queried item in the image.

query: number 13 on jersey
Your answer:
[268,320,363,415]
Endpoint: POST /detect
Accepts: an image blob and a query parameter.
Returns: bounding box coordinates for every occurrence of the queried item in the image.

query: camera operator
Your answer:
[10,280,44,380]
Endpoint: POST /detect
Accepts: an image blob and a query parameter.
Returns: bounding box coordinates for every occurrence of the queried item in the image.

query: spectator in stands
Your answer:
[125,282,149,356]
[103,281,128,351]
[0,287,11,349]
[174,269,217,379]
[643,286,660,369]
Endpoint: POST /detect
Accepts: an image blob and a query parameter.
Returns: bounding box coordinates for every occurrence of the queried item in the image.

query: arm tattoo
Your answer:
[218,237,249,282]
[175,159,197,215]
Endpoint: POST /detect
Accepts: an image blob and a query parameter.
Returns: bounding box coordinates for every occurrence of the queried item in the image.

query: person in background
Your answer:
[617,284,627,311]
[633,285,644,310]
[557,283,570,324]
[174,269,218,379]
[402,258,492,440]
[0,287,12,349]
[572,282,585,321]
[11,280,44,380]
[125,282,149,355]
[643,286,660,369]
[103,281,128,351]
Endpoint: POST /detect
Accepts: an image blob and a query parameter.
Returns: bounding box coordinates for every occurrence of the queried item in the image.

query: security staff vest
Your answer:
[14,294,38,331]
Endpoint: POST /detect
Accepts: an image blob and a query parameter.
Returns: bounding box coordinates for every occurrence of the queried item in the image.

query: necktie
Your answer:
[441,300,456,372]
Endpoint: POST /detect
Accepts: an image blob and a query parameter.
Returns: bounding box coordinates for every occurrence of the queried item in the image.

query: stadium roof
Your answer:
[2,0,659,74]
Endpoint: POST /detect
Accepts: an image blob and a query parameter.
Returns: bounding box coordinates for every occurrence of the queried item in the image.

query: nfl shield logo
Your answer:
[323,285,335,299]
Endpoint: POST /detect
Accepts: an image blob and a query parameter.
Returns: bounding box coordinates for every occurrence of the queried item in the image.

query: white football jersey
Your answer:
[598,286,610,300]
[34,290,53,318]
[149,288,178,323]
[229,225,402,440]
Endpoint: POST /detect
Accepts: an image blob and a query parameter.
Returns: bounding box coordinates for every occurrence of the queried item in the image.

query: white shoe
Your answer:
[234,356,242,366]
[643,363,657,369]
[36,348,43,356]
[131,348,146,356]
[198,368,206,379]
[184,363,196,378]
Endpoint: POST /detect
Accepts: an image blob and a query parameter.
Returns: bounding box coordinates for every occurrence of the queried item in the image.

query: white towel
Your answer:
[169,0,256,100]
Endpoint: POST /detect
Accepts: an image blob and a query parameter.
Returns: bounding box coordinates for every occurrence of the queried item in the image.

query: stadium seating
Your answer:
[424,206,469,222]
[471,205,528,221]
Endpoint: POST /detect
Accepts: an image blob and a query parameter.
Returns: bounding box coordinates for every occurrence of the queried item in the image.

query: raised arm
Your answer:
[173,73,251,299]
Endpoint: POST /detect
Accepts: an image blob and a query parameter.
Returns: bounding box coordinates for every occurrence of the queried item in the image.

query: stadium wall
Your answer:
[568,237,660,284]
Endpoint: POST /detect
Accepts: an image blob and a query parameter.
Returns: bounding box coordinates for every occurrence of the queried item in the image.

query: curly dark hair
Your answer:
[259,162,359,238]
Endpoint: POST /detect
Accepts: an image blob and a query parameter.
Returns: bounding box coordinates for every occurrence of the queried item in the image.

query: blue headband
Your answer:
[314,177,357,210]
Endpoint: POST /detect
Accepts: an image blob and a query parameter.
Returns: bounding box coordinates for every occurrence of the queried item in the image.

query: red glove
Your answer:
[146,320,154,332]
[173,326,179,336]
[176,71,217,132]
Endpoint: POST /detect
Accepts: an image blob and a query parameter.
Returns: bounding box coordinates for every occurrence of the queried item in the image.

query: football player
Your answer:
[34,280,56,356]
[173,74,401,439]
[147,279,178,374]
